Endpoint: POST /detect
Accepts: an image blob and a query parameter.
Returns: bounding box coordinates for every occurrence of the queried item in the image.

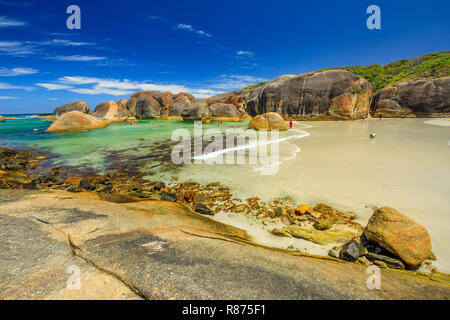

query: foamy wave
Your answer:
[192,128,310,161]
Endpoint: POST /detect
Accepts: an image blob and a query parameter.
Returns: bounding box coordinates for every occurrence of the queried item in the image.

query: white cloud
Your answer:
[0,82,34,91]
[35,76,225,98]
[47,55,106,62]
[0,16,26,27]
[211,74,267,90]
[176,23,212,37]
[0,41,39,56]
[36,39,94,46]
[0,67,38,76]
[47,97,58,101]
[0,96,17,99]
[35,83,73,90]
[236,50,254,57]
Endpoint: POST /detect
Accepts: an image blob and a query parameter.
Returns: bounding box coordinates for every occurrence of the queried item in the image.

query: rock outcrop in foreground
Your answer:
[249,112,288,130]
[1,189,449,300]
[370,78,450,118]
[364,207,432,268]
[45,111,107,133]
[247,70,373,120]
[53,101,89,118]
[93,101,131,122]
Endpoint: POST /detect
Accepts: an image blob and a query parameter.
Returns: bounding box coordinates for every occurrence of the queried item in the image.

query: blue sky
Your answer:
[0,0,449,114]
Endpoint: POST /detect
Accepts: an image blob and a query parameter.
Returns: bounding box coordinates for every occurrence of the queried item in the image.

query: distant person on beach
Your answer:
[370,133,376,139]
[151,121,154,126]
[379,114,383,120]
[337,114,341,120]
[289,120,293,129]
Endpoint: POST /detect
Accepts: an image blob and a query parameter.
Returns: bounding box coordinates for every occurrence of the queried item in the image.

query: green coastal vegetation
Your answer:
[322,51,450,92]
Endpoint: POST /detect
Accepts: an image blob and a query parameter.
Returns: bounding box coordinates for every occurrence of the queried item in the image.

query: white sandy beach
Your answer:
[171,118,450,272]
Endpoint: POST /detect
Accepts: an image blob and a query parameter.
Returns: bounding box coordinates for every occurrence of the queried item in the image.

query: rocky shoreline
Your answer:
[0,146,440,274]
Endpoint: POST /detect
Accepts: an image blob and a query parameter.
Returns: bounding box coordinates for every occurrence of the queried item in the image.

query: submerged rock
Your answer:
[45,111,107,133]
[364,206,432,268]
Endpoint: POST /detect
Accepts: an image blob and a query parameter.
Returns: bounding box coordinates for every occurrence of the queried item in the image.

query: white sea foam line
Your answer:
[192,128,311,160]
[253,141,301,172]
[423,119,450,127]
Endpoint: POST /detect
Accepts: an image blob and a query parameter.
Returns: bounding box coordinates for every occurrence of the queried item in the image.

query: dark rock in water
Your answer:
[195,203,215,215]
[365,252,405,270]
[371,78,450,118]
[79,178,96,191]
[161,191,177,202]
[53,101,89,117]
[154,181,165,191]
[247,70,372,119]
[340,240,367,261]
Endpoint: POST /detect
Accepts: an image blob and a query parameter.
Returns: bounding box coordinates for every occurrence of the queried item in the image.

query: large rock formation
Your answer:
[247,70,372,120]
[127,92,162,119]
[169,95,193,117]
[45,111,107,132]
[116,98,128,110]
[93,101,130,122]
[181,102,210,121]
[202,90,244,108]
[53,101,89,118]
[0,116,4,123]
[364,207,432,268]
[125,91,196,119]
[249,112,288,130]
[209,103,240,121]
[370,78,450,118]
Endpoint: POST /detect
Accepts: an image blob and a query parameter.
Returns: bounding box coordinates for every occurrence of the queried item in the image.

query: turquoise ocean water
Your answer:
[0,115,251,177]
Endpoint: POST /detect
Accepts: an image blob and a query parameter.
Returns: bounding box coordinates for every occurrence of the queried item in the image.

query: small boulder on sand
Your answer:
[364,206,432,268]
[249,112,288,130]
